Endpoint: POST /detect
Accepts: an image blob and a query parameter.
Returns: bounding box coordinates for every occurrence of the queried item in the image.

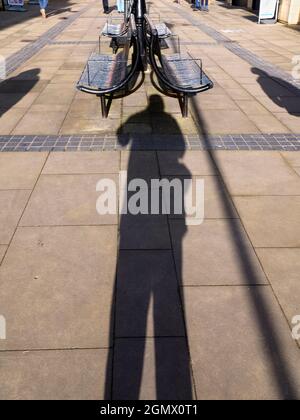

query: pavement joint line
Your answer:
[0,134,299,151]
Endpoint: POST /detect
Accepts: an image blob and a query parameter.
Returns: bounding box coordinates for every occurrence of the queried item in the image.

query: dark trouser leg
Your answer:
[102,0,109,12]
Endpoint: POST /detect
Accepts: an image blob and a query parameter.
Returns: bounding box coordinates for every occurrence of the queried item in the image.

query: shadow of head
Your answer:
[148,94,165,113]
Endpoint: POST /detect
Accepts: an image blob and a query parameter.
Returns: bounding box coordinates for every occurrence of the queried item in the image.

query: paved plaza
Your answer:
[0,0,300,400]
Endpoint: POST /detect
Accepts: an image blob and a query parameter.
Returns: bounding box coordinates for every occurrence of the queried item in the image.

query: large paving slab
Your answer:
[0,190,30,244]
[112,338,193,400]
[20,174,118,226]
[215,151,300,196]
[43,151,120,175]
[170,219,268,286]
[0,109,28,135]
[0,226,117,350]
[192,109,260,135]
[116,251,184,337]
[158,151,216,176]
[31,83,77,106]
[0,349,110,400]
[281,152,300,168]
[183,286,300,400]
[121,151,159,180]
[59,115,121,135]
[234,196,300,248]
[165,175,238,220]
[119,215,171,250]
[246,114,290,134]
[256,248,300,344]
[13,110,68,135]
[0,153,47,190]
[275,114,300,134]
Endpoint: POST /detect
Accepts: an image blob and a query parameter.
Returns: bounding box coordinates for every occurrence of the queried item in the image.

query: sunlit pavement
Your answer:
[0,0,300,400]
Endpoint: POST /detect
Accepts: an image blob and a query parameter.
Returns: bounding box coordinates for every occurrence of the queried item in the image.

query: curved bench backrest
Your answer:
[78,15,140,95]
[144,14,213,95]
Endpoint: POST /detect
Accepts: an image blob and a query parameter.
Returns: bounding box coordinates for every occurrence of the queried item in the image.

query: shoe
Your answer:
[40,8,46,18]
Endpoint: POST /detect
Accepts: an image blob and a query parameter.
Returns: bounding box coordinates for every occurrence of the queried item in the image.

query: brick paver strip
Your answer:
[0,134,299,151]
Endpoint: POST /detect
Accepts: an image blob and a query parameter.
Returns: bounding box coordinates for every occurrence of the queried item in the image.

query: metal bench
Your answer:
[101,1,172,53]
[145,14,213,117]
[101,0,135,38]
[77,15,140,118]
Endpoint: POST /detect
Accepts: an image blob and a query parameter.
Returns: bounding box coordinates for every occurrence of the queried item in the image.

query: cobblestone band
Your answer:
[0,134,299,151]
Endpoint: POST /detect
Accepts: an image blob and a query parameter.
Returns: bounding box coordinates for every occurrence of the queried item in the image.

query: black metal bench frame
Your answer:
[77,1,213,119]
[99,0,135,53]
[77,15,140,118]
[144,14,213,117]
[100,0,172,54]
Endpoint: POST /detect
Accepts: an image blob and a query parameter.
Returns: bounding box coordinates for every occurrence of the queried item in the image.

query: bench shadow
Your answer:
[251,67,300,116]
[105,95,194,400]
[0,68,40,118]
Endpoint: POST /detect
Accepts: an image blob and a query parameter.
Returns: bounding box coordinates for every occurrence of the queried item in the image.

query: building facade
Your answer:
[278,0,300,24]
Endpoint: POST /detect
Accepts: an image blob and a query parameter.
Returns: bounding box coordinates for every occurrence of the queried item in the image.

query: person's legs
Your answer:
[117,0,124,12]
[39,0,48,18]
[194,0,200,9]
[102,0,109,13]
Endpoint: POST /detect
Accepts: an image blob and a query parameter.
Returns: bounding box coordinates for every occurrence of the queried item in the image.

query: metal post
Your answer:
[134,0,147,71]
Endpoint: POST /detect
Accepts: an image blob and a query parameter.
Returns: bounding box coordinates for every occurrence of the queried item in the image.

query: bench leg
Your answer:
[100,96,108,118]
[100,95,113,118]
[183,95,189,118]
[180,94,189,118]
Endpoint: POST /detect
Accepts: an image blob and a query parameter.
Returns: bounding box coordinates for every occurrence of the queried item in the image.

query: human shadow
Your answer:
[252,67,300,116]
[105,95,194,400]
[0,68,40,118]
